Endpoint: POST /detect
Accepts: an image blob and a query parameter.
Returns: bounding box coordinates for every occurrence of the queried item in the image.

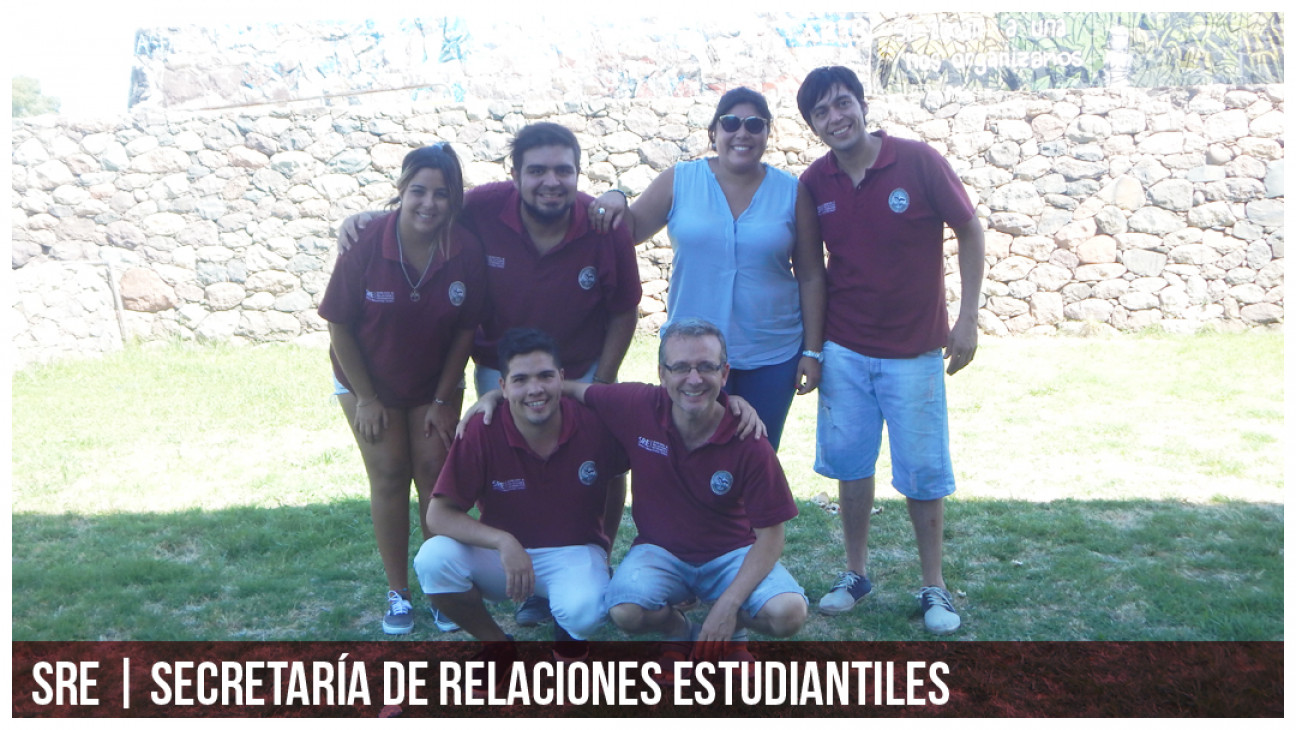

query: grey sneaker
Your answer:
[383,591,414,635]
[515,595,552,626]
[818,570,872,615]
[429,605,460,633]
[918,586,961,635]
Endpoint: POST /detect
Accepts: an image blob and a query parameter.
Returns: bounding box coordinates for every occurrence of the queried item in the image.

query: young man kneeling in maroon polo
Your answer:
[415,328,628,664]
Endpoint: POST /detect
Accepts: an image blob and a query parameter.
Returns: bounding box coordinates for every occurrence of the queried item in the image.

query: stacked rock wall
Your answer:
[10,84,1286,368]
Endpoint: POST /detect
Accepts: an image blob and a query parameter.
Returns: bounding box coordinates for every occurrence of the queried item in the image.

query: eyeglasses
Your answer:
[662,361,725,375]
[717,115,770,134]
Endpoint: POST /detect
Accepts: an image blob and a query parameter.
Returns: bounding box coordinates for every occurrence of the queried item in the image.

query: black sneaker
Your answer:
[382,590,414,635]
[551,623,588,663]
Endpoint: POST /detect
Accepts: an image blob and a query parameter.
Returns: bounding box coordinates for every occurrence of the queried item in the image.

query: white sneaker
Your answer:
[430,606,460,633]
[918,586,961,635]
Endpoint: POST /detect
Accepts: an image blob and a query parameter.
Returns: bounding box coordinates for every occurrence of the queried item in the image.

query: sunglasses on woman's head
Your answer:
[717,115,770,134]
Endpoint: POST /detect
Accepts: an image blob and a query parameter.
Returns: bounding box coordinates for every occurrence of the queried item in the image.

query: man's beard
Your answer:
[522,199,573,224]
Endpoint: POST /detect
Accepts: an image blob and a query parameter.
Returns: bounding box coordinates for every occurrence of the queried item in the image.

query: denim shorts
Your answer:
[814,342,956,500]
[724,351,801,452]
[332,375,464,399]
[605,543,806,620]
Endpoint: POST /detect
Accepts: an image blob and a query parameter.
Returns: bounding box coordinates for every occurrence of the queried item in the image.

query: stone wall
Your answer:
[10,83,1286,368]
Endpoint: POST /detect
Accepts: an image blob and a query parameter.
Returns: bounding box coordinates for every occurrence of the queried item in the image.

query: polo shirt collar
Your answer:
[500,395,578,458]
[826,129,895,178]
[498,185,587,252]
[656,387,739,447]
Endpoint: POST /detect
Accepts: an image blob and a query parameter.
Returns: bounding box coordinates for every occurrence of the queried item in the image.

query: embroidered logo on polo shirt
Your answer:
[487,256,506,269]
[578,460,598,486]
[578,266,597,291]
[816,201,837,216]
[889,188,910,213]
[366,290,396,303]
[637,436,669,457]
[710,470,734,496]
[448,281,466,307]
[491,478,526,492]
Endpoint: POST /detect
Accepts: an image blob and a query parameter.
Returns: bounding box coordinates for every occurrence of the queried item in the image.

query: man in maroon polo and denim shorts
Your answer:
[561,317,808,672]
[796,66,985,635]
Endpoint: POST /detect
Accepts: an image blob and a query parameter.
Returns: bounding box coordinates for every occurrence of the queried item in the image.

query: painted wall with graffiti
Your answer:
[875,12,1284,92]
[128,13,874,110]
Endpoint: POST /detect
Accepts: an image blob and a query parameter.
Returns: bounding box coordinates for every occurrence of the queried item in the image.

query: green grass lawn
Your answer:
[10,331,1284,641]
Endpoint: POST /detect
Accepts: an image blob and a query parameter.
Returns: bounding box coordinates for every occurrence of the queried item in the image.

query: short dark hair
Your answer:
[796,66,866,128]
[658,317,728,366]
[707,86,774,146]
[509,122,581,173]
[497,328,562,378]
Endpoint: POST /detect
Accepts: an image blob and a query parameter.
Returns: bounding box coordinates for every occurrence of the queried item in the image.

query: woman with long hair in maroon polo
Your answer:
[319,144,487,635]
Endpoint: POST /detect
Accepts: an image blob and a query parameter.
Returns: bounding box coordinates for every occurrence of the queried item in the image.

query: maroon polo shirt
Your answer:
[583,383,798,564]
[433,397,629,551]
[800,131,976,359]
[319,211,486,408]
[461,182,642,375]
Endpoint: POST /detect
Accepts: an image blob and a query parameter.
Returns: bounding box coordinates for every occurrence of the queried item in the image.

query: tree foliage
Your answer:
[12,76,61,118]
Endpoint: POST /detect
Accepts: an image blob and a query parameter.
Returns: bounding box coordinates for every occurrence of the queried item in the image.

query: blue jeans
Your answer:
[725,352,801,451]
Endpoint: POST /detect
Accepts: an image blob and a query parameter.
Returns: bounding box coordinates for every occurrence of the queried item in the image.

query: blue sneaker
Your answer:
[515,595,552,626]
[818,570,872,615]
[918,586,961,635]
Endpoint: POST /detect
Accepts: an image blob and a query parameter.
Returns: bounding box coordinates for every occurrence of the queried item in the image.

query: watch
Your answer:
[802,349,823,362]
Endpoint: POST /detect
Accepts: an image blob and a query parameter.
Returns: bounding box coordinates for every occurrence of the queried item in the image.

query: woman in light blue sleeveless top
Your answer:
[589,87,826,450]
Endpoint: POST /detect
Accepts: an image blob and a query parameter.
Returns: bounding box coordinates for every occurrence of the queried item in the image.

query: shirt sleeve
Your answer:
[926,148,977,229]
[739,443,799,529]
[583,382,655,442]
[317,232,373,326]
[431,417,489,511]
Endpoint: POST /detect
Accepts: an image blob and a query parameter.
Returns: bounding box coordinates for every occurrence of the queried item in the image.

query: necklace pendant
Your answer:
[409,290,421,302]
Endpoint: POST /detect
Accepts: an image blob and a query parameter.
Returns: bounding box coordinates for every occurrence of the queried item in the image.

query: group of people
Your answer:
[318,65,985,663]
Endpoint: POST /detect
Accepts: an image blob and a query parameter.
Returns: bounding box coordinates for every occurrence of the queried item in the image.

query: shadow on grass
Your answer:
[12,497,1283,642]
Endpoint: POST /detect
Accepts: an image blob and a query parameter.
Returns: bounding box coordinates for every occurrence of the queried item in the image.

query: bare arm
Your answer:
[791,182,826,395]
[593,309,636,384]
[588,167,676,243]
[423,328,476,449]
[946,216,985,376]
[602,474,628,551]
[328,322,387,443]
[695,523,786,651]
[426,497,534,601]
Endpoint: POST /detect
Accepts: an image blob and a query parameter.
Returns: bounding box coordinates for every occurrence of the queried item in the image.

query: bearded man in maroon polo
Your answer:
[340,123,641,630]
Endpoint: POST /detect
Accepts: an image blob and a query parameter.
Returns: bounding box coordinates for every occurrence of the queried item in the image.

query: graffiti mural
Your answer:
[874,12,1284,92]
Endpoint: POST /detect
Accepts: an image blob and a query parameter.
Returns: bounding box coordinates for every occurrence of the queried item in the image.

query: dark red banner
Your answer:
[11,641,1281,717]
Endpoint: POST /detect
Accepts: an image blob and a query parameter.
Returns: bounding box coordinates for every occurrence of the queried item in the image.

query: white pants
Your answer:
[414,536,609,640]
